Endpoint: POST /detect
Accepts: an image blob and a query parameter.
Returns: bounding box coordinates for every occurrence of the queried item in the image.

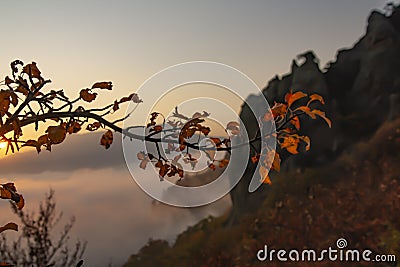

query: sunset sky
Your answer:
[0,1,397,266]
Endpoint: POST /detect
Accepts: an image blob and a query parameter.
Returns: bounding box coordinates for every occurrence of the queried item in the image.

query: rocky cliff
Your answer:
[229,4,400,222]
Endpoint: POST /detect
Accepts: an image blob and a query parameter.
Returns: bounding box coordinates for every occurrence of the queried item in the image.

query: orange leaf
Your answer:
[86,122,102,131]
[46,125,66,144]
[251,154,260,163]
[295,106,316,119]
[137,152,151,169]
[37,134,48,145]
[113,100,119,111]
[150,125,163,132]
[177,166,184,178]
[209,137,222,148]
[218,159,229,168]
[11,60,23,74]
[259,165,272,184]
[0,187,12,199]
[137,151,147,160]
[271,102,287,118]
[0,91,11,117]
[208,163,216,171]
[22,139,38,148]
[290,116,300,130]
[100,130,113,149]
[22,62,42,80]
[15,77,29,95]
[285,91,307,107]
[280,136,299,154]
[5,76,14,85]
[80,89,97,102]
[64,121,81,134]
[0,222,18,234]
[159,164,170,178]
[311,109,332,128]
[140,158,150,169]
[300,135,311,151]
[36,134,48,153]
[9,92,18,107]
[263,111,274,122]
[155,160,163,168]
[272,152,281,172]
[0,183,24,209]
[119,93,142,104]
[91,81,112,90]
[16,194,24,210]
[178,144,186,151]
[201,126,210,136]
[307,94,325,105]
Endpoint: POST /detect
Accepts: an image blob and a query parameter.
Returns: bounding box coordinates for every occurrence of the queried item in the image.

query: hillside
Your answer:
[123,5,400,267]
[123,118,400,266]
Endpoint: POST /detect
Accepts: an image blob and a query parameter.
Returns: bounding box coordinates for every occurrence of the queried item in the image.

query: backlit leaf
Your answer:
[201,126,210,136]
[295,106,316,119]
[300,135,311,151]
[86,122,102,131]
[208,163,216,171]
[113,100,119,111]
[80,89,97,102]
[209,137,222,148]
[251,154,260,163]
[263,111,274,122]
[46,125,66,144]
[150,125,163,133]
[285,91,307,107]
[290,116,300,130]
[311,109,332,128]
[15,77,29,95]
[22,62,42,80]
[0,222,18,234]
[259,165,272,185]
[22,140,38,148]
[159,163,170,178]
[64,121,81,134]
[10,60,23,74]
[271,102,287,118]
[218,159,229,168]
[307,93,325,105]
[280,136,300,154]
[119,93,142,104]
[272,152,281,172]
[100,130,113,149]
[0,183,24,209]
[91,81,112,90]
[137,152,151,169]
[36,134,48,153]
[5,76,14,85]
[0,91,11,117]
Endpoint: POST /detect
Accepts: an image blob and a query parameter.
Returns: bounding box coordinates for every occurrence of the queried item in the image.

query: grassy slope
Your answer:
[123,119,400,267]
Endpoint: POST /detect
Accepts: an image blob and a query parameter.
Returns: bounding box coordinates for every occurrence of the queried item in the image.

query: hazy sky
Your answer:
[0,1,397,266]
[0,1,394,99]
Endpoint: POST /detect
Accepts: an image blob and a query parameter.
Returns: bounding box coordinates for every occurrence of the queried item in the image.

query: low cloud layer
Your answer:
[0,133,232,266]
[0,133,125,176]
[0,168,231,266]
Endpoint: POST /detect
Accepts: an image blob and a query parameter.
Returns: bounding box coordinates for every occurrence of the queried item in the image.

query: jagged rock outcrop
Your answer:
[229,5,400,222]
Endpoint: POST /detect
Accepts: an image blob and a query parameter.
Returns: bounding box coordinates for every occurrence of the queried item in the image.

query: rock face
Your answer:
[229,5,400,222]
